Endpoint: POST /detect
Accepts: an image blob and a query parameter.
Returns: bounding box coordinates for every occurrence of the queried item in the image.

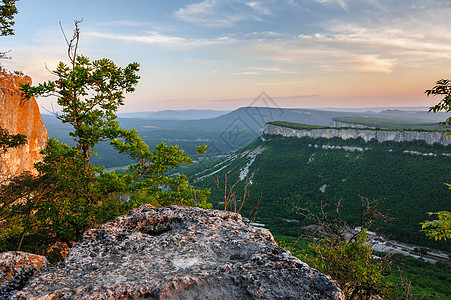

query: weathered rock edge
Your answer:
[0,251,49,300]
[13,205,344,299]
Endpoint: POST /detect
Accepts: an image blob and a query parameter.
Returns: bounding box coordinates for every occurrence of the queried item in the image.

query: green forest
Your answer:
[186,134,451,251]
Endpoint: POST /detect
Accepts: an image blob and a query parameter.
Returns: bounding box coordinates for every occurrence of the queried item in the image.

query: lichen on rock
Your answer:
[0,251,49,300]
[12,205,344,299]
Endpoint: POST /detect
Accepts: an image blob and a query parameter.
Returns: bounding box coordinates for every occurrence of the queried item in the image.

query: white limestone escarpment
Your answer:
[264,123,451,146]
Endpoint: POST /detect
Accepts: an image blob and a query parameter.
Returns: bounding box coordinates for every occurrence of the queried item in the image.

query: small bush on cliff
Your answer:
[0,21,210,259]
[294,197,419,299]
[0,127,26,154]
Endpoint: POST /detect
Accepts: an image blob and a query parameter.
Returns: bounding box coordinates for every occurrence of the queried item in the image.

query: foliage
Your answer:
[0,0,18,60]
[188,134,451,251]
[310,230,389,299]
[426,79,451,132]
[267,121,328,130]
[277,235,451,300]
[421,210,451,241]
[332,117,450,131]
[269,120,448,133]
[421,79,451,242]
[0,22,210,259]
[0,127,26,153]
[384,254,451,299]
[296,197,394,299]
[0,0,17,36]
[214,172,260,221]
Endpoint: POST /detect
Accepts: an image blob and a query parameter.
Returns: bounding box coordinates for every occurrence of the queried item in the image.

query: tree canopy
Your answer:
[0,0,17,36]
[0,22,210,260]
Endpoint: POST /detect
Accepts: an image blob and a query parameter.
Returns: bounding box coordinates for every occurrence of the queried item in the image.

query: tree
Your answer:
[0,21,210,257]
[0,0,17,36]
[297,197,398,299]
[422,80,451,241]
[425,79,451,135]
[0,0,18,60]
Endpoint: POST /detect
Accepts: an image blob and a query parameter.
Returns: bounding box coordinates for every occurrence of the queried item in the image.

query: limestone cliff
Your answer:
[0,72,48,181]
[264,123,451,146]
[329,120,374,129]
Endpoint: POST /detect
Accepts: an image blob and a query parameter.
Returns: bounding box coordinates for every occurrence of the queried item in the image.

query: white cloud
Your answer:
[354,55,394,73]
[175,0,244,27]
[233,71,259,75]
[86,31,186,46]
[97,20,151,27]
[245,1,271,15]
[253,81,304,86]
[315,0,349,11]
[175,0,276,27]
[248,67,299,74]
[84,31,236,49]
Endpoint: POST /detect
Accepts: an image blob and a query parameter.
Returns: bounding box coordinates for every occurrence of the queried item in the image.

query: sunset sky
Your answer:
[2,0,451,112]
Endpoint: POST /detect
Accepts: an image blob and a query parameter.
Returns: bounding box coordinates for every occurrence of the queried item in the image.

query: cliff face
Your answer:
[0,72,48,180]
[264,124,451,146]
[329,120,374,129]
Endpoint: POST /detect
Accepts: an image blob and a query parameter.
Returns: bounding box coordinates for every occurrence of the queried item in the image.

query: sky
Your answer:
[2,0,451,112]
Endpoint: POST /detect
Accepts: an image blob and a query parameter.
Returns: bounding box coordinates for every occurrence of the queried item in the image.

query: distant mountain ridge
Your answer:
[117,109,230,120]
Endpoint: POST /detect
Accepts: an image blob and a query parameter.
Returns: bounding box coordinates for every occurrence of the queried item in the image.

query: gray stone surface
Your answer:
[0,251,49,300]
[13,205,344,299]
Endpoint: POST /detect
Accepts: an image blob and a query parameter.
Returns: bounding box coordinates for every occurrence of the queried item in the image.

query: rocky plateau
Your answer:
[265,123,451,146]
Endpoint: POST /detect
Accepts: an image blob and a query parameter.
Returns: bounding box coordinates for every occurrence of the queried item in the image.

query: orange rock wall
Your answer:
[0,72,48,180]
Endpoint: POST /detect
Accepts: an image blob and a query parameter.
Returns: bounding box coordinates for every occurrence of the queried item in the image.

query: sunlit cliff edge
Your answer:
[0,72,48,181]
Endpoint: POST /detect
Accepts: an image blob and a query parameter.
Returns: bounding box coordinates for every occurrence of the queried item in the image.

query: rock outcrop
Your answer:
[12,205,344,299]
[0,72,48,181]
[0,252,49,300]
[265,123,451,146]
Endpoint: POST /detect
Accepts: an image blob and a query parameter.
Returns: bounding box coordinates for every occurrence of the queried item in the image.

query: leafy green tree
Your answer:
[0,21,210,256]
[0,0,17,36]
[0,0,18,60]
[425,79,451,133]
[421,211,451,241]
[0,127,26,153]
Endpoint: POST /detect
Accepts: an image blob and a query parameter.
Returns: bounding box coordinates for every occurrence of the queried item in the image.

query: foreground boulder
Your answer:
[13,205,344,299]
[0,251,49,300]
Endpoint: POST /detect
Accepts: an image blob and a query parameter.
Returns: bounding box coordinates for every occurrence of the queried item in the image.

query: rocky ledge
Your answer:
[0,252,49,300]
[11,205,344,299]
